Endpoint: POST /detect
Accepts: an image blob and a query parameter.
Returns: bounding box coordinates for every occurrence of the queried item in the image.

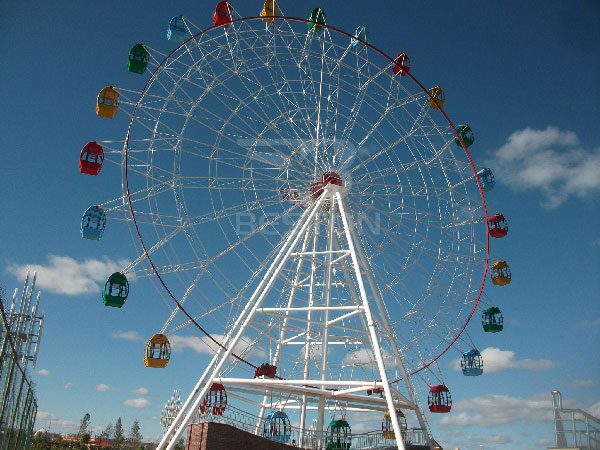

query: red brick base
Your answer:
[185,422,303,450]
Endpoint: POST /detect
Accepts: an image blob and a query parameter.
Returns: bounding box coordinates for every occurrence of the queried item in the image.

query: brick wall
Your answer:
[186,422,304,450]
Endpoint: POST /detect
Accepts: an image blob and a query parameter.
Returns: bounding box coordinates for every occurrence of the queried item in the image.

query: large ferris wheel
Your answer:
[79,2,512,449]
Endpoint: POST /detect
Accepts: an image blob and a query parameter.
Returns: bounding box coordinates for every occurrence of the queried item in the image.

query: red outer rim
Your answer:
[124,16,489,379]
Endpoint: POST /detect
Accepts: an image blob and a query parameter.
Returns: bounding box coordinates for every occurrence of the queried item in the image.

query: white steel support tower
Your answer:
[158,184,430,450]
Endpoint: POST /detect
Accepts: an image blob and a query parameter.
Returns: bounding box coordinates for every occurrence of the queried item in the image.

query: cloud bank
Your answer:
[451,347,555,374]
[488,126,600,208]
[6,255,130,296]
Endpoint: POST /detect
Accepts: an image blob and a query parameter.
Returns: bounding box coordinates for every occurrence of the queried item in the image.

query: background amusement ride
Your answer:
[77,2,512,449]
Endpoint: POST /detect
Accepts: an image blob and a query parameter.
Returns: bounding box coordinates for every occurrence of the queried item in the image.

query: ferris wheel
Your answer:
[79,2,512,450]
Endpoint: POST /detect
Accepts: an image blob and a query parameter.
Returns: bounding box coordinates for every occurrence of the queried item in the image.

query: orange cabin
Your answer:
[96,86,119,119]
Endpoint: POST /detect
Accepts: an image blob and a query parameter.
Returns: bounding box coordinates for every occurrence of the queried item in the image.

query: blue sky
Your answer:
[1,1,599,449]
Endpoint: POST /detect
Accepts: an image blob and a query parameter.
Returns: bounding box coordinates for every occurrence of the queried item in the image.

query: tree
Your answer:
[128,419,143,448]
[79,432,90,444]
[113,417,125,448]
[31,432,49,450]
[77,413,91,437]
[99,422,113,442]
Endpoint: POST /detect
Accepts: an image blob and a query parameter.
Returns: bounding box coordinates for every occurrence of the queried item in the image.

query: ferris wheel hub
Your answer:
[310,171,344,200]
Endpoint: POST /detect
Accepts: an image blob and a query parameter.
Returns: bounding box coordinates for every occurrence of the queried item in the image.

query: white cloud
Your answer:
[572,379,597,387]
[483,433,512,444]
[35,411,78,432]
[6,255,130,296]
[488,126,600,208]
[110,330,143,341]
[170,334,266,360]
[132,387,150,396]
[537,438,553,446]
[36,369,51,377]
[63,382,74,390]
[123,398,151,409]
[450,347,555,374]
[36,411,56,421]
[576,318,600,328]
[440,393,553,427]
[95,384,118,392]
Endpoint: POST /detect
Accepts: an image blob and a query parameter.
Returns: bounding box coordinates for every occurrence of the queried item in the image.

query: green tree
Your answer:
[79,432,90,444]
[31,432,49,450]
[77,412,91,436]
[99,422,113,442]
[113,417,125,448]
[128,419,143,447]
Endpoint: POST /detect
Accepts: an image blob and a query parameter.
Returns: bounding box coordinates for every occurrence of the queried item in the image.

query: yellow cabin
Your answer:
[261,0,280,23]
[382,409,407,440]
[491,260,511,286]
[96,86,119,119]
[144,333,171,368]
[428,85,446,109]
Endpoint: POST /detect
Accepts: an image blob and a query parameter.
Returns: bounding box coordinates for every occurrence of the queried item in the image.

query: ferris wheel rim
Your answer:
[122,14,490,377]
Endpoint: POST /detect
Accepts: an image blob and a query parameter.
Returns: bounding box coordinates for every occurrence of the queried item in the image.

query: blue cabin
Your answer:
[81,206,106,240]
[351,26,368,48]
[477,168,495,192]
[263,410,291,444]
[167,15,187,43]
[461,349,483,376]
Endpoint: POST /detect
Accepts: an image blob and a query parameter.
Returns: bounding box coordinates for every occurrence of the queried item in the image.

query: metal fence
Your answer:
[198,405,428,449]
[0,290,38,450]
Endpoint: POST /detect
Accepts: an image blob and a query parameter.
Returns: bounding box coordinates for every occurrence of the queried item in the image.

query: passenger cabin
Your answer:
[262,410,291,443]
[96,86,119,119]
[428,384,452,413]
[488,213,508,238]
[461,349,483,376]
[81,205,106,240]
[167,15,187,43]
[213,1,232,27]
[79,142,104,176]
[477,168,495,192]
[200,383,227,415]
[326,419,351,450]
[307,7,326,33]
[482,306,503,332]
[382,410,407,440]
[491,260,511,286]
[103,272,129,308]
[260,0,280,23]
[392,52,410,76]
[128,44,149,74]
[351,26,368,48]
[144,333,171,368]
[428,85,445,109]
[455,124,474,148]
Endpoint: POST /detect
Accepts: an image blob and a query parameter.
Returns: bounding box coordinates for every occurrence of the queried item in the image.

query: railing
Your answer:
[196,406,429,449]
[552,390,600,450]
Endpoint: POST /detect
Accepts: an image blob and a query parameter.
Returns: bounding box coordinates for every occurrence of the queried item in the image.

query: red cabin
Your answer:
[213,1,232,27]
[254,363,277,378]
[201,383,227,415]
[392,52,410,76]
[79,142,104,176]
[428,384,452,413]
[311,171,343,200]
[488,213,508,238]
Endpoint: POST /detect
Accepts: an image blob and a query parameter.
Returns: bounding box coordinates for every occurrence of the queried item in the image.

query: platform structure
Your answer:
[550,390,600,450]
[158,185,433,450]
